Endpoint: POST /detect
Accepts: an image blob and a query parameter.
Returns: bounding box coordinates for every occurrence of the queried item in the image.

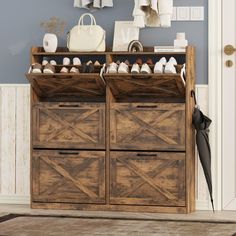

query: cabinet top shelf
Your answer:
[31,47,187,56]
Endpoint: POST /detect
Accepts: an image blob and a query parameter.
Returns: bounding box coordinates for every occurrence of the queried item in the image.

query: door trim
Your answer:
[208,0,223,210]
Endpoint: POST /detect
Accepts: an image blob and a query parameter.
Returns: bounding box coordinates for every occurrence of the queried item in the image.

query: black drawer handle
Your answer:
[137,154,157,157]
[136,105,157,109]
[59,152,79,155]
[59,104,80,108]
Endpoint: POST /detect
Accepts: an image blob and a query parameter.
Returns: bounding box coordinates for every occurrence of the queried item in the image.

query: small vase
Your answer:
[43,33,58,53]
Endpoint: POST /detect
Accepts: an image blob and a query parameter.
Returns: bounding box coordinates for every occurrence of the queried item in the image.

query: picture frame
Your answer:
[112,21,140,52]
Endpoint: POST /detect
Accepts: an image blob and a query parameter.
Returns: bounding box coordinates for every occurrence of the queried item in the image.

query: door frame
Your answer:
[208,0,222,210]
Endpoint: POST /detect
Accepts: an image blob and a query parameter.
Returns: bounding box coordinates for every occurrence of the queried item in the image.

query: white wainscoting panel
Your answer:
[0,84,211,209]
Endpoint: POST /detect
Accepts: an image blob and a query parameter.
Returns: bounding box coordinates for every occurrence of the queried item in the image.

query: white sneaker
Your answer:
[118,62,129,73]
[60,67,69,73]
[168,57,177,66]
[141,63,152,74]
[70,67,79,73]
[131,63,140,74]
[154,62,164,74]
[159,57,167,65]
[107,62,118,73]
[73,57,81,66]
[50,60,57,66]
[164,62,177,74]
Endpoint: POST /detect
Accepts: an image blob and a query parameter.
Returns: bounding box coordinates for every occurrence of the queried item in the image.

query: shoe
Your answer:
[141,63,152,74]
[70,67,79,73]
[31,63,42,73]
[73,57,81,66]
[136,58,143,65]
[154,62,164,74]
[124,60,130,66]
[154,57,167,74]
[63,57,70,65]
[118,62,129,73]
[131,63,140,74]
[60,67,69,73]
[107,62,118,73]
[81,63,87,73]
[42,60,49,66]
[87,62,95,73]
[159,57,167,65]
[168,57,177,65]
[164,63,177,74]
[146,58,153,65]
[50,60,57,66]
[94,61,101,66]
[43,63,55,74]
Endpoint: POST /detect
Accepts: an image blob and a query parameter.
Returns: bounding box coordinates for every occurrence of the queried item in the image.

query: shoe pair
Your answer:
[62,57,81,66]
[131,63,152,74]
[107,61,130,74]
[31,62,56,74]
[60,67,80,74]
[154,57,177,74]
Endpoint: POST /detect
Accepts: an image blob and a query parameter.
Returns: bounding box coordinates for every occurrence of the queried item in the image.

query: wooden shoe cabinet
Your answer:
[26,46,195,213]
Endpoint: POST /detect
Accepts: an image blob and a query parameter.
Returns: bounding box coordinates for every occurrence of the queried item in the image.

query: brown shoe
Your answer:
[136,58,143,65]
[31,63,42,73]
[43,63,55,74]
[146,58,153,65]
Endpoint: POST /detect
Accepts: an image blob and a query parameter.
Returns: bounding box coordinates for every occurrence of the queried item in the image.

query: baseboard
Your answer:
[196,200,211,210]
[0,196,210,210]
[0,195,30,205]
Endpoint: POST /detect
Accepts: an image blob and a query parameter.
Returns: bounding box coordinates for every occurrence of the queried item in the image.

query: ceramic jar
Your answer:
[43,33,58,53]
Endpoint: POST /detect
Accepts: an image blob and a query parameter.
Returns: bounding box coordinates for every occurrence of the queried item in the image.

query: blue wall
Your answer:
[0,0,208,84]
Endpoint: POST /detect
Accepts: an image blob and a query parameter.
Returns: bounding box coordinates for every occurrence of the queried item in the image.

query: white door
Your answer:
[222,0,236,210]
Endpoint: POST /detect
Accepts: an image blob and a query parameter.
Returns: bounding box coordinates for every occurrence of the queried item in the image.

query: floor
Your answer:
[0,205,236,236]
[0,204,236,222]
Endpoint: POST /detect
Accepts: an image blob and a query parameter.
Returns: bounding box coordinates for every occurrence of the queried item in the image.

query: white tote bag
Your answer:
[67,13,106,52]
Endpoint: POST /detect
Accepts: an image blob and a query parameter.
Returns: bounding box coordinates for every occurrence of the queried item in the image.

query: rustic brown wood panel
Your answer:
[32,150,105,204]
[185,46,196,213]
[110,103,186,151]
[26,74,106,101]
[110,152,186,206]
[104,74,185,100]
[32,102,105,149]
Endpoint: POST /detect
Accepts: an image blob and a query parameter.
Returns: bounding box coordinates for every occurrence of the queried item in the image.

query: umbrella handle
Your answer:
[191,90,198,107]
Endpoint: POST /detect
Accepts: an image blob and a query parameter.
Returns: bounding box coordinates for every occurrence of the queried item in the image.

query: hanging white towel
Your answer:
[74,0,113,9]
[133,0,172,28]
[158,0,173,27]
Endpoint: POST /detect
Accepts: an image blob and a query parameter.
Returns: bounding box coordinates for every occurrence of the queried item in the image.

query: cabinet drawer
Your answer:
[32,102,105,149]
[32,150,105,204]
[110,151,186,206]
[110,103,185,151]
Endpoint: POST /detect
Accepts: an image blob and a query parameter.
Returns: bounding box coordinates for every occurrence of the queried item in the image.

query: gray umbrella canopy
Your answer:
[191,91,214,211]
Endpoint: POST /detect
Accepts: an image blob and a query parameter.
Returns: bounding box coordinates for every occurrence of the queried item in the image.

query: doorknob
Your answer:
[224,44,236,55]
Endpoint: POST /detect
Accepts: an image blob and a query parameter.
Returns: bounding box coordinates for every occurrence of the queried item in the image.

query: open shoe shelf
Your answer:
[27,47,188,102]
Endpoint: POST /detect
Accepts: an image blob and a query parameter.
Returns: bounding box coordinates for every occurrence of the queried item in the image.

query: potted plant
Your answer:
[40,17,66,53]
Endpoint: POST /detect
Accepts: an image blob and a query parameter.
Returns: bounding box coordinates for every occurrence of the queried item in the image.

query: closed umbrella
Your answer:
[191,90,214,212]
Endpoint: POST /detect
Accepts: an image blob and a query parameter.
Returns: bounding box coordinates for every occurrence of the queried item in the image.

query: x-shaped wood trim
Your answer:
[117,158,176,200]
[41,158,95,196]
[41,108,98,143]
[109,78,179,97]
[42,156,97,198]
[117,110,178,145]
[120,159,177,198]
[38,78,104,96]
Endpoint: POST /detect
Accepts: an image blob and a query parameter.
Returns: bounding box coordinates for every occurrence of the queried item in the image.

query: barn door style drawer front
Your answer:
[33,102,105,149]
[110,152,186,206]
[110,103,185,151]
[32,150,105,204]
